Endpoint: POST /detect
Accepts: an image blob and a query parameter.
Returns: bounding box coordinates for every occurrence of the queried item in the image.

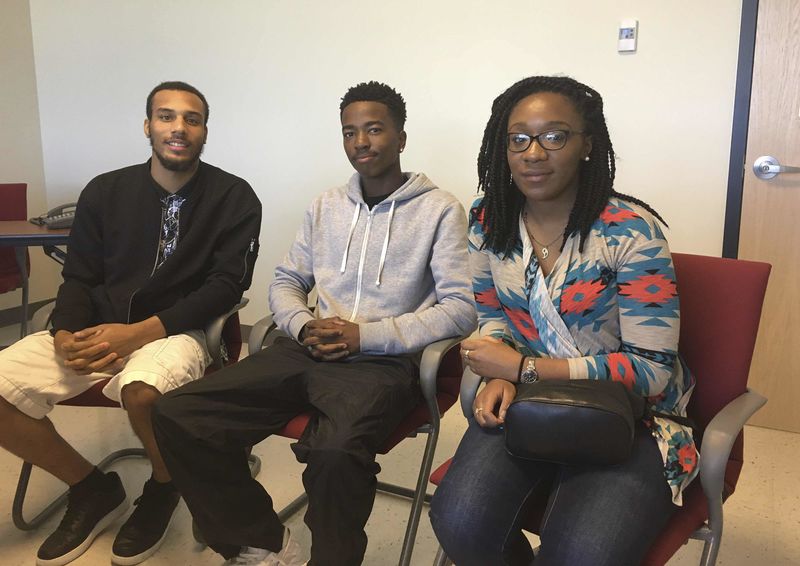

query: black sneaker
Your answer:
[36,471,128,566]
[111,478,181,565]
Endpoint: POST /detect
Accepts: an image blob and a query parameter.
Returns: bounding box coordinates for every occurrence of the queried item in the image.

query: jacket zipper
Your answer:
[150,206,166,277]
[240,238,255,283]
[349,210,373,321]
[127,288,140,324]
[134,206,168,323]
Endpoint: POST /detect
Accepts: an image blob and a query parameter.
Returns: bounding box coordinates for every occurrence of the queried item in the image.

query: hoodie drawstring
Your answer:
[342,198,397,320]
[375,200,395,286]
[340,203,361,273]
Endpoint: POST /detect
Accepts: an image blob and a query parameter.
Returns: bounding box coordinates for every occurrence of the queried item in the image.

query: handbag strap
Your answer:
[624,387,698,431]
[646,409,697,431]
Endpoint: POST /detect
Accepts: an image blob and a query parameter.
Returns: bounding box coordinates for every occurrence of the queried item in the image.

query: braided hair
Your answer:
[476,75,666,257]
[340,81,406,131]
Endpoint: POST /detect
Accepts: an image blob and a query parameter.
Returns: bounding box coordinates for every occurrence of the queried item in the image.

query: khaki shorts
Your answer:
[0,330,210,419]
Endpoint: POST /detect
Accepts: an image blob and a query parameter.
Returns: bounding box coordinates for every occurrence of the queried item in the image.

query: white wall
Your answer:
[28,0,743,324]
[0,0,61,311]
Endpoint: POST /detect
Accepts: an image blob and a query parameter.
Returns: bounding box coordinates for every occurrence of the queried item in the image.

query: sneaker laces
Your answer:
[54,489,97,533]
[222,530,304,566]
[274,534,303,566]
[224,546,272,565]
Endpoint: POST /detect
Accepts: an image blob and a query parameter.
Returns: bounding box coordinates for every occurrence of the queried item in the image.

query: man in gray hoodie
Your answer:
[153,81,476,566]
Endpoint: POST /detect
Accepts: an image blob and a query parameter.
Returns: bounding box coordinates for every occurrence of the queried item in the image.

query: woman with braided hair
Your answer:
[429,76,698,565]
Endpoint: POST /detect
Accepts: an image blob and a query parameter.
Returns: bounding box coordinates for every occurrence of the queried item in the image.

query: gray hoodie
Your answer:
[269,172,477,355]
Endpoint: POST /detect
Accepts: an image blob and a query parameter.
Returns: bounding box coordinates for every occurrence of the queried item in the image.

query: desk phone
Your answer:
[29,202,77,230]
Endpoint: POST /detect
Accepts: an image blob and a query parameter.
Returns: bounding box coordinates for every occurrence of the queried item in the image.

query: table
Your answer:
[0,221,70,337]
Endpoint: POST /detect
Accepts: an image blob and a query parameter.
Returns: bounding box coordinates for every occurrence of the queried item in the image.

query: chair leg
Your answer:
[277,492,310,524]
[397,424,441,566]
[700,529,722,566]
[375,481,433,503]
[12,448,146,531]
[247,452,262,479]
[699,495,724,566]
[433,545,452,566]
[14,247,29,338]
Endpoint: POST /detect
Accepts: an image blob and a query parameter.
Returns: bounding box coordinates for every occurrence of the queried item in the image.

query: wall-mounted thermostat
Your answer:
[618,19,638,53]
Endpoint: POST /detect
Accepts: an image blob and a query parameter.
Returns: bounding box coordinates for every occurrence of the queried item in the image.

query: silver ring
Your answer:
[474,407,483,414]
[463,349,471,361]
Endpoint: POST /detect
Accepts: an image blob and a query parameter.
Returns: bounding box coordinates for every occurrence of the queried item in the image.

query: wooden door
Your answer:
[738,0,800,432]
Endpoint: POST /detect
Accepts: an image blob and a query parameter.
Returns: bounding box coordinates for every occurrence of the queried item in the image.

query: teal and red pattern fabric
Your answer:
[469,196,698,504]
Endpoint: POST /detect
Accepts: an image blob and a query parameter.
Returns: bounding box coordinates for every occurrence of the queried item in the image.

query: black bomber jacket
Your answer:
[51,161,261,336]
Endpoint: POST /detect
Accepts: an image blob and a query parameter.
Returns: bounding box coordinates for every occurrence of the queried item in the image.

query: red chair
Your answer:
[12,299,256,531]
[0,183,30,338]
[429,252,771,566]
[246,315,464,566]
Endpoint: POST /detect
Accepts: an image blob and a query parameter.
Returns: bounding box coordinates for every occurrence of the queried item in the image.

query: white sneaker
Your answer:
[222,528,306,566]
[223,547,271,566]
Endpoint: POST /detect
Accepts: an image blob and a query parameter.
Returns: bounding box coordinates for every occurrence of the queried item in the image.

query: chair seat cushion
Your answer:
[278,390,459,456]
[430,459,451,485]
[60,379,121,408]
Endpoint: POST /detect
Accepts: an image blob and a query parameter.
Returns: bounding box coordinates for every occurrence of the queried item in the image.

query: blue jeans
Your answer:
[430,420,676,566]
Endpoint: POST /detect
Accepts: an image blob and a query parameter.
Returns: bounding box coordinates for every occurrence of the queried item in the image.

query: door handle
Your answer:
[753,155,800,180]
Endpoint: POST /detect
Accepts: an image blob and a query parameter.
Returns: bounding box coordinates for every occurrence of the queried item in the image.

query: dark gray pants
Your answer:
[153,337,420,565]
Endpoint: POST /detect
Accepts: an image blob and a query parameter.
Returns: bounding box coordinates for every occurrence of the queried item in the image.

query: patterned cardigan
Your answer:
[469,196,698,504]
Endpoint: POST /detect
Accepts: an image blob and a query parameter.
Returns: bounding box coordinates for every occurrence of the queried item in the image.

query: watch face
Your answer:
[520,357,539,383]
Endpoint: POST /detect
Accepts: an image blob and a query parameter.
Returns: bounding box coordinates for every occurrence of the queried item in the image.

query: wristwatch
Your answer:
[519,357,540,383]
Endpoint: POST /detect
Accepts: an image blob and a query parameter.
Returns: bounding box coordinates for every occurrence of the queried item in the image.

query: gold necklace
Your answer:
[523,210,563,260]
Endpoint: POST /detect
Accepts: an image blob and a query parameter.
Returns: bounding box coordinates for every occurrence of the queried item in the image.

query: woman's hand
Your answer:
[473,378,516,428]
[461,336,522,382]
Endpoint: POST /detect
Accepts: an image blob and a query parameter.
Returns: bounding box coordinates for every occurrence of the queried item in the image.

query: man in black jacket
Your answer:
[0,81,261,566]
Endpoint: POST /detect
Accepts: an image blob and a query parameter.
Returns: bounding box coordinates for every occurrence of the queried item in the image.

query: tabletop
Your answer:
[0,221,70,247]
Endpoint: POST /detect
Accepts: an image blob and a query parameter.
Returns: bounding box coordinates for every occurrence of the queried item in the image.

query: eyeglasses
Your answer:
[506,129,585,152]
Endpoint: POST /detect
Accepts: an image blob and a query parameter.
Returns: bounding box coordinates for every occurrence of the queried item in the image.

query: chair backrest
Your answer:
[672,253,771,428]
[0,183,27,221]
[672,252,770,466]
[0,184,29,290]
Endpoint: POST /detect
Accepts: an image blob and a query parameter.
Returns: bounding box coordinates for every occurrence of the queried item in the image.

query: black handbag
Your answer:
[504,379,646,466]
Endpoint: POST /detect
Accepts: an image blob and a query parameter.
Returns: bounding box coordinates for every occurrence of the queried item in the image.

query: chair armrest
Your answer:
[247,314,278,354]
[419,337,463,406]
[205,298,249,369]
[459,368,483,418]
[419,337,463,428]
[30,300,56,334]
[699,388,767,501]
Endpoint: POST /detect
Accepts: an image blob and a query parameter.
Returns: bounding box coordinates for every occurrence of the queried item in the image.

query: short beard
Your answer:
[150,138,204,172]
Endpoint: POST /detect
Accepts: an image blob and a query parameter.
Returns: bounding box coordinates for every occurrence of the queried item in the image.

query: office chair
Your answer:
[430,253,771,566]
[0,183,30,339]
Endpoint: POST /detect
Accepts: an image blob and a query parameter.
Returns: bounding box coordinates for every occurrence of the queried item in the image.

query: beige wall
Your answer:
[0,0,60,312]
[25,0,743,324]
